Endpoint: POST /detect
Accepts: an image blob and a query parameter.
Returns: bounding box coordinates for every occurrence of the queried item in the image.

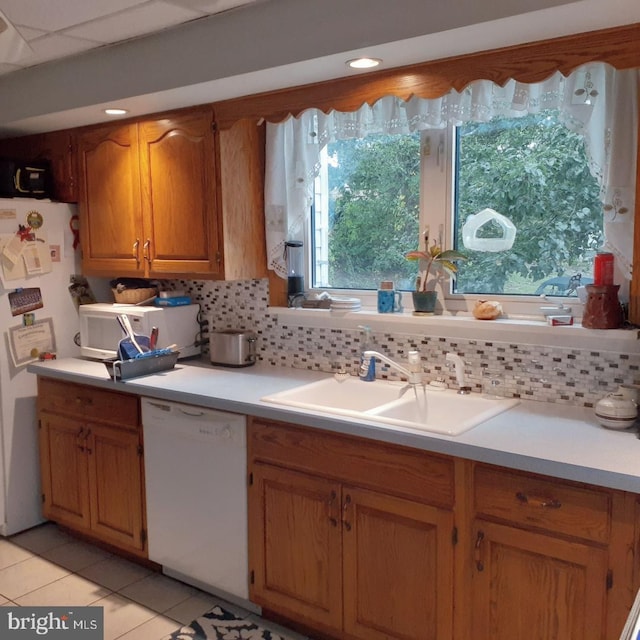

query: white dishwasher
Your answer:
[141,397,250,605]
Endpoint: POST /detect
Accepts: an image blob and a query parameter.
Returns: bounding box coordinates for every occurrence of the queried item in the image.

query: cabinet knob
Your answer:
[133,239,140,262]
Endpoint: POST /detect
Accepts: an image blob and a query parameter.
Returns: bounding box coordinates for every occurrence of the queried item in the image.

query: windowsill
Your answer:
[270,307,640,353]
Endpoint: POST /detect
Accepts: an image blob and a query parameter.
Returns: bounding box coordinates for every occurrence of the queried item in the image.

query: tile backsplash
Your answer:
[173,278,639,408]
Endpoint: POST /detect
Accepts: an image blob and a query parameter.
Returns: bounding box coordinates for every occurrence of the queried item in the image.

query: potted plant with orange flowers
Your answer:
[405,228,467,314]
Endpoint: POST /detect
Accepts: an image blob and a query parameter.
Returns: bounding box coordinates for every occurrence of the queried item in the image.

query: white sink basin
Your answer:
[369,391,519,435]
[261,377,519,436]
[261,376,407,412]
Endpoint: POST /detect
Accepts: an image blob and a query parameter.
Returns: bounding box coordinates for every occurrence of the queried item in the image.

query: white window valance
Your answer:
[265,63,638,286]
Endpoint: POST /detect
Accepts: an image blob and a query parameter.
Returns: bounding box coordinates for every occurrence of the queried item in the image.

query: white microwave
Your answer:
[79,303,201,361]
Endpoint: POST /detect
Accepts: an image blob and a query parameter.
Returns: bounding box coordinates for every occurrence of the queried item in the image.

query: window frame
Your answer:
[309,124,593,319]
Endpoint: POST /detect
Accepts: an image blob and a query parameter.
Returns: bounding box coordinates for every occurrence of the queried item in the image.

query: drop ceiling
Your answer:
[0,0,639,137]
[0,0,264,75]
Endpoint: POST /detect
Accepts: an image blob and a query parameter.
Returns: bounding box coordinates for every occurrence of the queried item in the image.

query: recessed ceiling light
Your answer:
[346,57,382,69]
[104,108,129,116]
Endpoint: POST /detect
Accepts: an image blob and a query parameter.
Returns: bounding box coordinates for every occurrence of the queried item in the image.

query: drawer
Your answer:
[473,464,611,543]
[249,418,455,508]
[38,378,139,428]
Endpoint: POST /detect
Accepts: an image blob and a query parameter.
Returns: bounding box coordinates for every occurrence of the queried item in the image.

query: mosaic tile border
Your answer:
[170,278,639,408]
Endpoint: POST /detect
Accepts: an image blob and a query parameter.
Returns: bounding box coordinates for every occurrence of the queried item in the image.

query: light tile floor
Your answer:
[1,523,310,640]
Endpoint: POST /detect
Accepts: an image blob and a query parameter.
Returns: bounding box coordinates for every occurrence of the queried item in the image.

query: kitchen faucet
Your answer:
[360,350,424,386]
[446,352,472,394]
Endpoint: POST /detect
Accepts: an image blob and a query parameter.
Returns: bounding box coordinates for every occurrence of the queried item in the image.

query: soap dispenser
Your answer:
[358,325,376,382]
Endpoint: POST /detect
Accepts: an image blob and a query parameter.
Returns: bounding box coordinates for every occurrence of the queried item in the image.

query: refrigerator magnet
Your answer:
[26,210,43,229]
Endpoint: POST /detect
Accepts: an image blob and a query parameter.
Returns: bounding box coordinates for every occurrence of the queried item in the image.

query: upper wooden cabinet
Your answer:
[78,109,218,278]
[137,112,220,276]
[77,121,143,275]
[77,108,267,280]
[0,129,78,203]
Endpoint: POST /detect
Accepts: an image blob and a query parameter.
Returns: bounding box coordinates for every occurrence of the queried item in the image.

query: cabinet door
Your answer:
[138,109,221,276]
[86,423,145,551]
[34,130,78,203]
[78,122,143,276]
[38,412,91,530]
[470,520,608,640]
[249,463,343,634]
[342,486,454,640]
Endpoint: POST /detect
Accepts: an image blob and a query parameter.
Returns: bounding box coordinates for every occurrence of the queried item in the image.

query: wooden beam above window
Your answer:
[213,22,640,130]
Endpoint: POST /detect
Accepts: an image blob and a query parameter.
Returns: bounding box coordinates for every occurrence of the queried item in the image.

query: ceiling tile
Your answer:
[18,33,99,66]
[167,0,261,11]
[15,25,47,42]
[0,61,19,74]
[0,0,149,32]
[62,1,203,44]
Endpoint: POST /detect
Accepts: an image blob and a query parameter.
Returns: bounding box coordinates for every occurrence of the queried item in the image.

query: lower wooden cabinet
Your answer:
[250,464,343,632]
[470,520,608,639]
[37,378,147,556]
[468,462,631,640]
[249,419,637,640]
[342,485,454,640]
[249,419,456,640]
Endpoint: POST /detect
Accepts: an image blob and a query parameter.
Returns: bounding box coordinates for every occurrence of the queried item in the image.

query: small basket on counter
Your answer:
[104,350,179,381]
[110,277,158,305]
[111,286,158,305]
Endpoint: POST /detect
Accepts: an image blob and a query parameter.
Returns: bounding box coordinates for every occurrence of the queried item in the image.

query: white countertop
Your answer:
[28,357,640,494]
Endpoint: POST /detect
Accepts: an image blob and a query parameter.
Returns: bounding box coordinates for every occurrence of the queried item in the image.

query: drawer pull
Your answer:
[516,492,561,509]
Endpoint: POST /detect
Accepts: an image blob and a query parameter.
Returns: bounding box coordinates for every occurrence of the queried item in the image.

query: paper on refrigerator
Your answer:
[0,233,53,285]
[7,318,56,367]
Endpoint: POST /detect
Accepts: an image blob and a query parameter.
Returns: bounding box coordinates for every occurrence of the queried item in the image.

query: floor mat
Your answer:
[162,605,287,640]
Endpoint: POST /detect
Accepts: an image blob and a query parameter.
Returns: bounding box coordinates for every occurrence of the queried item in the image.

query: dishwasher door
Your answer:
[141,398,248,601]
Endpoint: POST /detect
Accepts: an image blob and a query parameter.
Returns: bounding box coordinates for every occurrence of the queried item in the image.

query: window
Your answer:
[313,133,421,290]
[312,111,603,303]
[452,112,602,297]
[266,64,637,314]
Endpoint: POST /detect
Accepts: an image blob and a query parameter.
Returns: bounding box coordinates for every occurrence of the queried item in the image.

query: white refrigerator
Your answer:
[0,198,81,535]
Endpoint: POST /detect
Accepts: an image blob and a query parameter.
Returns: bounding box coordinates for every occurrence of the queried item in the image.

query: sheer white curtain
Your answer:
[264,63,638,282]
